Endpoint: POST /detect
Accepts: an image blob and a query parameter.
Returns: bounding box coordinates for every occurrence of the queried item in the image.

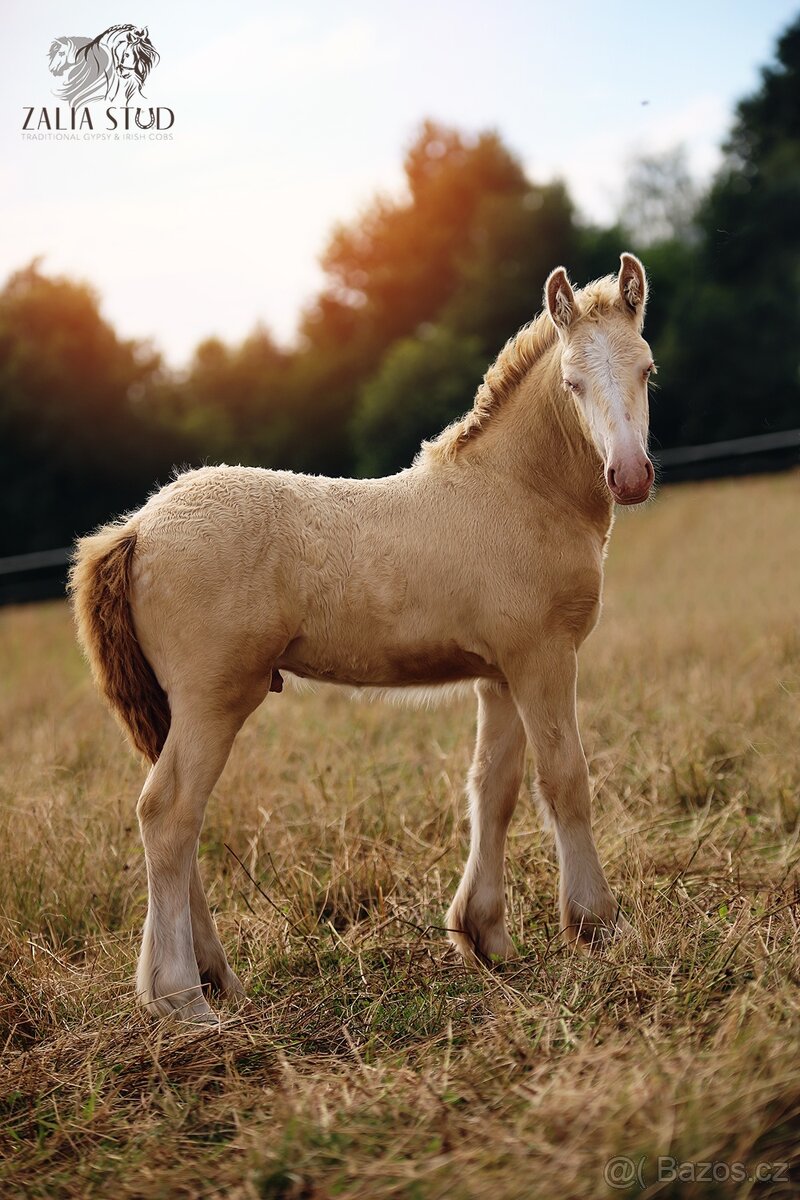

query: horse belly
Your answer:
[276,634,502,688]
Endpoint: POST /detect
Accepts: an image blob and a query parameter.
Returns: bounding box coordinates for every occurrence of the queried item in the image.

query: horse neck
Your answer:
[468,343,613,535]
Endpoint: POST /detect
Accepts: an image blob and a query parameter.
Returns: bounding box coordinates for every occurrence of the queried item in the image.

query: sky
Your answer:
[3,1,798,364]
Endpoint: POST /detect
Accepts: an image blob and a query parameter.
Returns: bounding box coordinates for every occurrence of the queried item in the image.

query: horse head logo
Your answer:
[48,24,159,106]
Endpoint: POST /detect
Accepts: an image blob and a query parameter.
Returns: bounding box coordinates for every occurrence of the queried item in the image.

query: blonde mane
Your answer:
[423,274,621,463]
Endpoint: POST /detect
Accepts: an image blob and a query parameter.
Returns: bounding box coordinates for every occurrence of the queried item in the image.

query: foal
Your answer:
[71,254,654,1021]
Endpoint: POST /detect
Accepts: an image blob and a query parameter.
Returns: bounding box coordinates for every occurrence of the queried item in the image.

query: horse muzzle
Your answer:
[605,456,654,505]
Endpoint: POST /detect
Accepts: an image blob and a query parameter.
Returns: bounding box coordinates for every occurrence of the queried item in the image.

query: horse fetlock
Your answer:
[137,920,217,1020]
[560,881,629,948]
[446,885,515,965]
[199,960,245,1001]
[137,972,217,1022]
[137,966,218,1021]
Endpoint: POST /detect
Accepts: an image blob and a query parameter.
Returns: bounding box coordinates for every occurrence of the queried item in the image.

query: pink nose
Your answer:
[605,457,654,505]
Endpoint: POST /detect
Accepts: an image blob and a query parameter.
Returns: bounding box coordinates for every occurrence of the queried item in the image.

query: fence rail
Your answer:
[0,546,71,606]
[1,431,798,606]
[0,547,72,576]
[655,428,800,480]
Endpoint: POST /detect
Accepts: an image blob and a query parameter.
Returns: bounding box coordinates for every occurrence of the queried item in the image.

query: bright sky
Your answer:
[3,1,798,364]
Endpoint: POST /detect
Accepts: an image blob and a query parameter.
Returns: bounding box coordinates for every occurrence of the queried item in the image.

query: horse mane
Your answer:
[422,274,621,463]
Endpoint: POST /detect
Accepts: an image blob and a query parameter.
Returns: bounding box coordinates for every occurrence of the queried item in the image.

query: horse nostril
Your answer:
[607,467,617,491]
[644,459,654,486]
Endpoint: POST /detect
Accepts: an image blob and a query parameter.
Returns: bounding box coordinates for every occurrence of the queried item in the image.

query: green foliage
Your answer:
[444,182,577,357]
[649,14,800,447]
[619,147,699,246]
[295,120,541,475]
[353,327,486,476]
[165,329,296,468]
[0,263,187,556]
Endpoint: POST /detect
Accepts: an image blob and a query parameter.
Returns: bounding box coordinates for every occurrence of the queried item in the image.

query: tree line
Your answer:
[2,16,798,556]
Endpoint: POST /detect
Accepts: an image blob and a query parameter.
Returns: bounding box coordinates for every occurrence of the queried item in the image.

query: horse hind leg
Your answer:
[190,851,244,1000]
[136,679,266,1020]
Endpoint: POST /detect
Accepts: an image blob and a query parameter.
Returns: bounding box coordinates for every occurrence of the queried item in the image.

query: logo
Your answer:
[48,24,159,106]
[22,22,174,141]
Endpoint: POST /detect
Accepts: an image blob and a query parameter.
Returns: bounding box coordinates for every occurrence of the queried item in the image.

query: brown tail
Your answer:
[69,521,170,764]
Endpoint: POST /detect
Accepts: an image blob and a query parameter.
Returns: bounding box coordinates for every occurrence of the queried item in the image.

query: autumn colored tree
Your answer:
[320,121,528,353]
[300,121,547,472]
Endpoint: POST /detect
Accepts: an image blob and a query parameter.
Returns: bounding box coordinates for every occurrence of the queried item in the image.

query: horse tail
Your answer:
[69,520,170,764]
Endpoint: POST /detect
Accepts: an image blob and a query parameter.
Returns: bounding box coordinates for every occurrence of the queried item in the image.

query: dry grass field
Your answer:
[1,471,799,1198]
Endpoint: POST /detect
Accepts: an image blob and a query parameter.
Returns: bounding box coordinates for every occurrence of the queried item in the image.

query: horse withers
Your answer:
[71,254,654,1021]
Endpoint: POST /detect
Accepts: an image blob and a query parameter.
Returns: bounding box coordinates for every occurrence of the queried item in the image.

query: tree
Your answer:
[320,120,528,354]
[293,122,534,469]
[353,327,486,476]
[444,183,577,357]
[657,15,800,445]
[0,262,173,553]
[308,121,585,473]
[619,147,699,246]
[163,327,297,468]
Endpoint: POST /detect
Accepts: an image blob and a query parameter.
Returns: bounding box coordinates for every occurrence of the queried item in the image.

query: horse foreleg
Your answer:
[509,647,626,947]
[446,680,526,963]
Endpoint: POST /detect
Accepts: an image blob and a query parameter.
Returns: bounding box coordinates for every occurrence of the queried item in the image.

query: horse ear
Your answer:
[545,267,577,333]
[619,253,648,324]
